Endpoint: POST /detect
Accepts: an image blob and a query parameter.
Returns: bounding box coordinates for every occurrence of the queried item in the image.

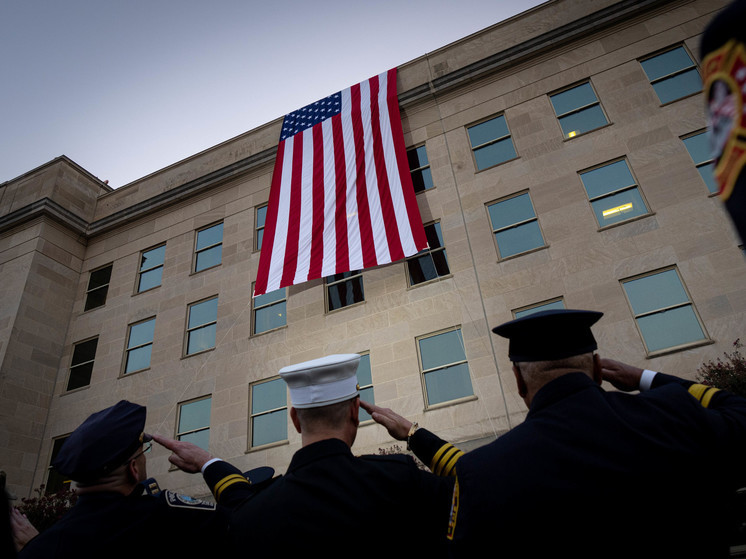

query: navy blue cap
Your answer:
[53,400,147,482]
[492,309,603,362]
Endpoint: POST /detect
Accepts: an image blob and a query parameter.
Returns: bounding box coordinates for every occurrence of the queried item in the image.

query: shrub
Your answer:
[16,485,77,534]
[696,339,746,398]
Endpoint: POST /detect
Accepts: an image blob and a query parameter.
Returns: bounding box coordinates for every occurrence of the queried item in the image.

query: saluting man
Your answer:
[18,400,229,559]
[363,309,746,558]
[155,353,455,558]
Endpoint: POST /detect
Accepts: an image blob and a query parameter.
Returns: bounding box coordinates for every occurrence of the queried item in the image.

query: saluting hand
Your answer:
[359,400,413,441]
[151,434,214,473]
[599,357,644,392]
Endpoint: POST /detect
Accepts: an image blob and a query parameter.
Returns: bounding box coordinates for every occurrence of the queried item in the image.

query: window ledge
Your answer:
[424,394,478,412]
[645,338,714,359]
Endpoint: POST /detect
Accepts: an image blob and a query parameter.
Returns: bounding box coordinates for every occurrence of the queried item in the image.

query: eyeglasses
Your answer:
[129,442,152,462]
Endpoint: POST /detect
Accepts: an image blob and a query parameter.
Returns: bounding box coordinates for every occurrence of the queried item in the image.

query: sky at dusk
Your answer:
[1,1,545,188]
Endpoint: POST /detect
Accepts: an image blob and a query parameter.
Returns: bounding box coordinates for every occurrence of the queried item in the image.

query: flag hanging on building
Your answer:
[253,68,428,297]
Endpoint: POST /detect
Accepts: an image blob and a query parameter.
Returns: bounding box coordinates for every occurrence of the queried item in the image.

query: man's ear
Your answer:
[290,407,302,434]
[513,364,527,398]
[592,353,603,386]
[350,397,360,427]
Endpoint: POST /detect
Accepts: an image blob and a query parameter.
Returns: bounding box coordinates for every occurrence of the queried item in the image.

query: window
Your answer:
[84,264,112,311]
[137,244,165,293]
[467,114,518,170]
[621,268,707,354]
[640,46,702,104]
[124,317,156,374]
[357,353,375,422]
[682,131,717,194]
[249,378,287,448]
[177,397,212,450]
[67,337,98,391]
[579,159,650,227]
[326,271,364,311]
[514,298,565,319]
[252,287,286,335]
[417,327,473,407]
[407,145,433,192]
[194,222,223,272]
[186,297,218,355]
[549,82,608,138]
[46,436,71,493]
[256,205,267,251]
[406,222,450,285]
[487,192,545,259]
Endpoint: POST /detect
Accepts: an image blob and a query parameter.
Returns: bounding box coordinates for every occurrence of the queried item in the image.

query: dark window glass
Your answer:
[640,46,702,104]
[682,132,717,193]
[67,338,98,391]
[467,115,517,170]
[186,298,218,355]
[549,82,608,138]
[407,146,433,192]
[46,436,71,493]
[195,223,223,272]
[327,271,364,311]
[579,160,649,226]
[407,222,450,285]
[250,378,287,448]
[487,193,545,259]
[253,288,286,334]
[137,245,165,292]
[84,265,112,311]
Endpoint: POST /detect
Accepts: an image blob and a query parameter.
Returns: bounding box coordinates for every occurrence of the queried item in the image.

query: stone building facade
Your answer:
[2,0,743,500]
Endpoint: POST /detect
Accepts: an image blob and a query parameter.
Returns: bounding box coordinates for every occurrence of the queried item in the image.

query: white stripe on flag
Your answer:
[321,117,337,278]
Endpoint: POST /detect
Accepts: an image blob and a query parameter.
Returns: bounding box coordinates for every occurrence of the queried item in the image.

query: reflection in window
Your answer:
[46,436,71,493]
[195,223,223,272]
[640,46,702,104]
[250,378,287,448]
[682,132,717,194]
[137,244,166,293]
[622,268,707,354]
[124,317,156,374]
[357,353,375,422]
[253,287,286,335]
[550,82,608,138]
[67,338,98,391]
[186,297,218,355]
[407,145,433,192]
[579,159,649,227]
[326,271,364,311]
[467,115,518,170]
[177,397,212,450]
[84,265,113,311]
[487,192,545,259]
[256,205,267,251]
[418,328,473,407]
[514,299,565,319]
[407,222,450,285]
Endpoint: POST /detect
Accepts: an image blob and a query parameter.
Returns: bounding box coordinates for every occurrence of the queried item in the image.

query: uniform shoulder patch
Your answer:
[164,490,217,511]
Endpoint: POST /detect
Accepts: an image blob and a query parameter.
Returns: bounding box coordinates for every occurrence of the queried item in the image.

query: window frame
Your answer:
[251,285,287,336]
[176,395,212,450]
[66,336,98,392]
[122,316,156,376]
[416,326,474,409]
[467,113,519,172]
[549,80,609,139]
[405,220,451,287]
[83,263,113,311]
[486,190,547,261]
[513,297,566,319]
[248,376,288,450]
[620,266,710,356]
[193,222,224,273]
[578,157,651,229]
[325,270,365,313]
[406,144,434,193]
[255,204,268,252]
[136,243,166,294]
[45,435,72,494]
[681,130,718,195]
[356,352,376,423]
[184,296,219,357]
[639,45,702,105]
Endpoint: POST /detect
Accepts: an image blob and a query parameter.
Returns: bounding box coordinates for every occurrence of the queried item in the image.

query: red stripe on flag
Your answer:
[254,141,286,296]
[332,113,349,274]
[369,74,404,262]
[280,135,304,288]
[386,68,428,252]
[350,83,377,269]
[309,123,325,280]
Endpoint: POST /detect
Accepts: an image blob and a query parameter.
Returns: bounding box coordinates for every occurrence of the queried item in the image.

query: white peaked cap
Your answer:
[279,354,361,409]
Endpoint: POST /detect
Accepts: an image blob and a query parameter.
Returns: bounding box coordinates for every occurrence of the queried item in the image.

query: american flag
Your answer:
[253,68,428,296]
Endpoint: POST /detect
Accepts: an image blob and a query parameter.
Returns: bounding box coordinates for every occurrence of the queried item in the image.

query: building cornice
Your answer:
[0,197,90,237]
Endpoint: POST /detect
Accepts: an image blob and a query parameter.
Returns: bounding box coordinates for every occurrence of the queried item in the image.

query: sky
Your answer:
[1,1,545,189]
